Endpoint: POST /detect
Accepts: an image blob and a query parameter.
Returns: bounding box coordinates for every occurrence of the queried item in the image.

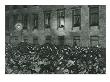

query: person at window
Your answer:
[60,25,64,28]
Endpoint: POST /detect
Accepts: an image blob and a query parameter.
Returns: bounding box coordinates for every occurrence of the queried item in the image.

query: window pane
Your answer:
[73,9,80,15]
[72,9,81,27]
[44,12,51,28]
[89,6,99,26]
[60,17,64,27]
[57,9,65,28]
[73,16,80,26]
[90,7,99,14]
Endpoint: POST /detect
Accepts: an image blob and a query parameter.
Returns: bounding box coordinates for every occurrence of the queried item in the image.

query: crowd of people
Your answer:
[5,42,106,74]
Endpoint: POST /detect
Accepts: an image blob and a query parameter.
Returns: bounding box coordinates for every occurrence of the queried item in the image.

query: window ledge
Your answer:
[90,26,99,31]
[72,26,80,32]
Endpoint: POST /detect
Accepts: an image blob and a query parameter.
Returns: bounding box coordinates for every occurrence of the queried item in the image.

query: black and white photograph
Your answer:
[5,5,106,74]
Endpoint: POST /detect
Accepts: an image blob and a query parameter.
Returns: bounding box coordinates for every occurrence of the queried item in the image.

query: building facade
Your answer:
[5,5,106,47]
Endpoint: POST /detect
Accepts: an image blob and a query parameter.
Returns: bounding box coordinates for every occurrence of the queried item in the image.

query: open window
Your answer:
[57,9,65,29]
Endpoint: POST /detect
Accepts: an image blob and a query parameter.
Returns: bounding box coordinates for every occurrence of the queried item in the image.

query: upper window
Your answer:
[33,14,38,29]
[89,6,99,26]
[72,8,81,29]
[57,9,65,29]
[90,36,99,47]
[44,11,51,29]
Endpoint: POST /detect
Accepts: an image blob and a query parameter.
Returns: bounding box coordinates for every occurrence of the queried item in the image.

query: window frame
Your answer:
[44,11,51,29]
[72,8,81,30]
[57,9,65,30]
[89,6,99,27]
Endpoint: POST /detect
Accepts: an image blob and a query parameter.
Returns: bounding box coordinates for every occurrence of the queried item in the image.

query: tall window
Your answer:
[45,36,51,43]
[89,6,99,26]
[33,14,38,29]
[73,36,80,46]
[22,14,28,29]
[90,36,99,47]
[58,36,65,45]
[5,15,9,31]
[57,9,65,29]
[72,8,81,29]
[44,11,51,29]
[33,37,38,44]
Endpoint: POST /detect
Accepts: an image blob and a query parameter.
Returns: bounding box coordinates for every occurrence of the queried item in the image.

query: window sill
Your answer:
[90,26,99,30]
[71,26,80,32]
